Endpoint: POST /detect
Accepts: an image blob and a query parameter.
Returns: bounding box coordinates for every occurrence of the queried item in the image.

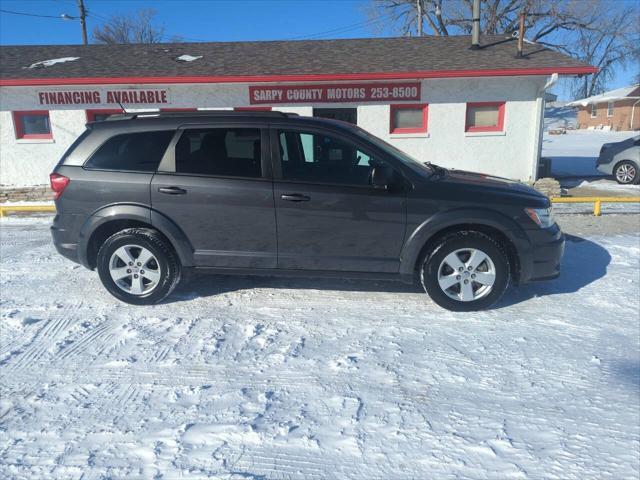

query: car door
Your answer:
[151,124,277,268]
[271,126,407,272]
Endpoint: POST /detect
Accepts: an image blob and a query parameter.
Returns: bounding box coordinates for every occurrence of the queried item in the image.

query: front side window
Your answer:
[465,102,505,132]
[175,128,262,178]
[278,130,382,186]
[607,101,614,117]
[390,104,428,134]
[85,130,174,172]
[13,110,52,139]
[591,103,598,118]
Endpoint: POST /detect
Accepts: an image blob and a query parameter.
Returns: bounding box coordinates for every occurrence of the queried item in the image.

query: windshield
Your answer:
[350,125,433,173]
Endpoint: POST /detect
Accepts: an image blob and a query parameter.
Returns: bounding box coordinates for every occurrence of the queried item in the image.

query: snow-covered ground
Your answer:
[542,129,638,179]
[1,217,639,479]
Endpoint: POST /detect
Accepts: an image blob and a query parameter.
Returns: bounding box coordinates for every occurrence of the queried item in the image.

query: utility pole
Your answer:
[416,0,423,36]
[77,0,88,45]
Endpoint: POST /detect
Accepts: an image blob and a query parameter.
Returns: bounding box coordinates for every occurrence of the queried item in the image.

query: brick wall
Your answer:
[576,89,640,131]
[0,186,52,203]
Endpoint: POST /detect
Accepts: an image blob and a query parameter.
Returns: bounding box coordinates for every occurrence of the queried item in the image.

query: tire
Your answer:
[420,231,510,312]
[613,161,639,185]
[96,228,181,305]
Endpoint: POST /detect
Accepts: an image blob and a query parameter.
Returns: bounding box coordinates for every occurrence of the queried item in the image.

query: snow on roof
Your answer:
[27,57,80,69]
[567,84,640,107]
[176,54,203,62]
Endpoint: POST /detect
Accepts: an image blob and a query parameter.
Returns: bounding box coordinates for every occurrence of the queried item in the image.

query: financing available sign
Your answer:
[37,89,169,106]
[249,82,421,104]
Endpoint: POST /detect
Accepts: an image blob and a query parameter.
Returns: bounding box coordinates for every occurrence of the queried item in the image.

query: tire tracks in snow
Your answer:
[5,302,81,373]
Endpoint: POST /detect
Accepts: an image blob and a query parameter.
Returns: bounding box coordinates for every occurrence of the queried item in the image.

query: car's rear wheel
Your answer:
[420,231,510,311]
[97,228,181,305]
[614,161,639,185]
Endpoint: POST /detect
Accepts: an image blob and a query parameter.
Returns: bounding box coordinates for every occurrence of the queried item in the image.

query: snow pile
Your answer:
[26,57,80,69]
[544,105,577,131]
[176,54,203,62]
[577,179,640,195]
[0,218,638,479]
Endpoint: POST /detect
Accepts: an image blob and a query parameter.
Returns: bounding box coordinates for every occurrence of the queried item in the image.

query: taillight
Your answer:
[49,173,70,200]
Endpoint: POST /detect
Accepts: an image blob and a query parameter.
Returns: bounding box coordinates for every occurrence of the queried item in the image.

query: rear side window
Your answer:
[57,128,91,167]
[85,130,174,172]
[175,128,262,178]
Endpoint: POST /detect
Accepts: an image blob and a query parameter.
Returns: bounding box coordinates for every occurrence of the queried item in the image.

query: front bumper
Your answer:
[519,223,565,283]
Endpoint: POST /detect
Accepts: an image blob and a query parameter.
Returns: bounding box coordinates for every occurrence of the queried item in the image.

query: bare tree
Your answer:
[570,7,640,98]
[93,9,166,44]
[371,0,640,97]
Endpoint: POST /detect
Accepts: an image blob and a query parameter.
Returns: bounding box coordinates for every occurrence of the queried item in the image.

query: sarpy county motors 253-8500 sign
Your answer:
[249,82,421,104]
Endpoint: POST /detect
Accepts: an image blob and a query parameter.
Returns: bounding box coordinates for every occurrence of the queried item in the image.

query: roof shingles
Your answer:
[0,35,595,83]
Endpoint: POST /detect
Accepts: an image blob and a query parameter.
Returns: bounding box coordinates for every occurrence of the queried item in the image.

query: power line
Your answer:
[287,12,394,40]
[0,8,66,19]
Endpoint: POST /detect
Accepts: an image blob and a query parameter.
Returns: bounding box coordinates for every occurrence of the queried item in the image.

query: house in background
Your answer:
[568,84,640,131]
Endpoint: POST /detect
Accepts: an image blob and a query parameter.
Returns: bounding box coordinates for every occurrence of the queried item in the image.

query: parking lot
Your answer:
[0,214,639,479]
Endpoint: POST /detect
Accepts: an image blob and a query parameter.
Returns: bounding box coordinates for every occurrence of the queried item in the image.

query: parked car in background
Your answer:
[596,135,640,184]
[50,111,564,312]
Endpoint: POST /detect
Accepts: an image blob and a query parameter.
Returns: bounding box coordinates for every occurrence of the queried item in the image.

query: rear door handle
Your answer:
[158,186,187,195]
[281,193,310,202]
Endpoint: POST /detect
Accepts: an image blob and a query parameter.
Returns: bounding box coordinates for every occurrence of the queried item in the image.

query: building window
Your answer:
[591,104,597,118]
[465,102,505,132]
[389,104,428,134]
[607,101,614,117]
[86,109,124,123]
[234,107,272,111]
[12,110,52,139]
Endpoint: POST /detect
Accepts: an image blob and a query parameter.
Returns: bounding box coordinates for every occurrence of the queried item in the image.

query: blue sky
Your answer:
[0,0,636,100]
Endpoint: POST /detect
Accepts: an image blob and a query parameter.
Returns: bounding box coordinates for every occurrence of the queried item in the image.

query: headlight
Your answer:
[525,207,555,228]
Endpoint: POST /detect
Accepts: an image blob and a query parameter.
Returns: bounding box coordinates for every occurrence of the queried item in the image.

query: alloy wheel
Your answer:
[437,248,496,302]
[109,244,161,295]
[616,163,636,184]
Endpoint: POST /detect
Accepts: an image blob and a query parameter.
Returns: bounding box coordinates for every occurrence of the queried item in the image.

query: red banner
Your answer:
[249,82,421,104]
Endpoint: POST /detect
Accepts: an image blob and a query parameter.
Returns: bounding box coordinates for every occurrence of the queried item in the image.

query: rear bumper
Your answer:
[596,162,613,175]
[519,224,565,283]
[50,213,81,265]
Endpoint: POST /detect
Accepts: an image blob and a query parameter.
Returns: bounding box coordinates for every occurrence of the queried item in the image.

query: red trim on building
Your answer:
[234,107,273,111]
[85,108,124,122]
[465,102,506,132]
[12,110,53,139]
[389,104,428,134]
[0,66,598,87]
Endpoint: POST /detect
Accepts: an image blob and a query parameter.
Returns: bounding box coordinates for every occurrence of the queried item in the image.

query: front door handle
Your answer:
[158,186,187,195]
[281,193,310,202]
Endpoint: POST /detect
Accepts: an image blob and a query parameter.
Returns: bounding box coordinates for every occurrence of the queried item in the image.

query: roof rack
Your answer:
[104,110,297,121]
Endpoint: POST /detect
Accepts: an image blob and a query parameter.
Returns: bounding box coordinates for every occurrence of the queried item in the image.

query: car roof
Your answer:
[87,110,356,132]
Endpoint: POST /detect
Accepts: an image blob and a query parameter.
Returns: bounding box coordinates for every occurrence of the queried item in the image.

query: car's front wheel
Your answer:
[614,161,639,185]
[420,231,510,311]
[96,228,181,305]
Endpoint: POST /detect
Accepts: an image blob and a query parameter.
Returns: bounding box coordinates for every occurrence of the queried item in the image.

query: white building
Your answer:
[0,36,595,198]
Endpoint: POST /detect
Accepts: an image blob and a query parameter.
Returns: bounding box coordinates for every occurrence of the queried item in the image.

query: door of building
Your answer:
[313,108,357,125]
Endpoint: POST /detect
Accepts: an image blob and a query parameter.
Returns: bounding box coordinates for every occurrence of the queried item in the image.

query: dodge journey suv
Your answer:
[50,111,564,311]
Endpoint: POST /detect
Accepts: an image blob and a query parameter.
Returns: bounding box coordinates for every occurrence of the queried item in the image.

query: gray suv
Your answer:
[596,135,640,184]
[50,111,564,311]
